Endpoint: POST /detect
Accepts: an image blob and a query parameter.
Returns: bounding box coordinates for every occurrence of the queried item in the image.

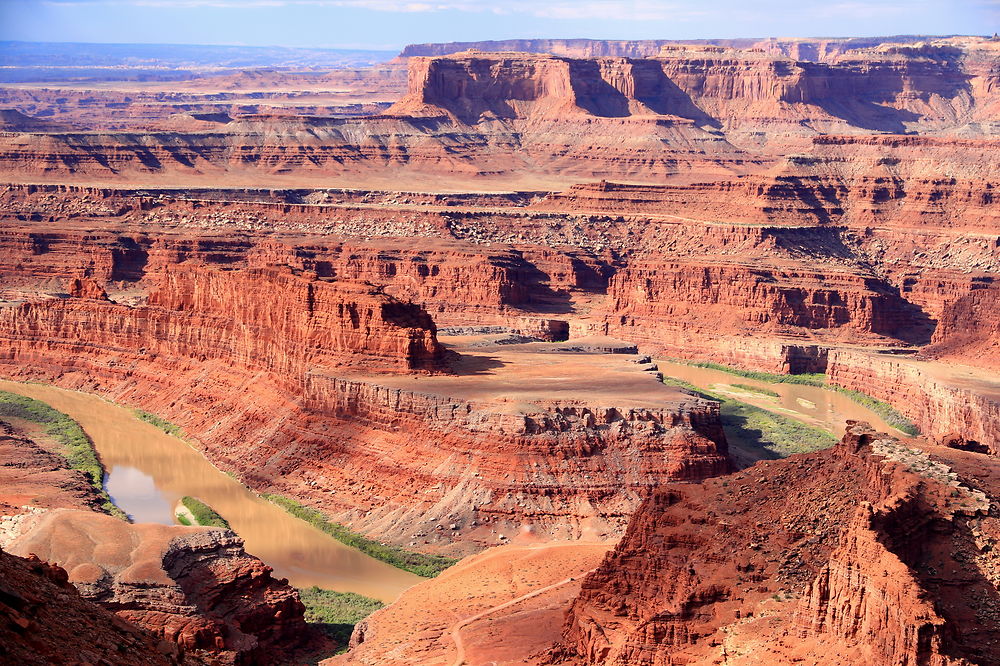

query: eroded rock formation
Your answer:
[0,547,188,666]
[6,509,308,664]
[550,423,999,665]
[0,418,313,663]
[828,350,1000,453]
[0,33,997,663]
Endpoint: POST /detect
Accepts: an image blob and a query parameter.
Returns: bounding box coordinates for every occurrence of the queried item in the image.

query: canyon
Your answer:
[339,423,1000,665]
[0,417,316,664]
[0,32,997,664]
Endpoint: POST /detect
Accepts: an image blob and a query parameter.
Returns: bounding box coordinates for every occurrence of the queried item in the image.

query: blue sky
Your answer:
[1,1,997,51]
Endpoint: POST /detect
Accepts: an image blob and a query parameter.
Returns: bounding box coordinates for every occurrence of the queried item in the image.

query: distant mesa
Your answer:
[0,108,67,132]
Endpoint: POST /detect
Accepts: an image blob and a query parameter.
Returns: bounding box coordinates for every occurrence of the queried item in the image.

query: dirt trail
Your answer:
[449,574,582,666]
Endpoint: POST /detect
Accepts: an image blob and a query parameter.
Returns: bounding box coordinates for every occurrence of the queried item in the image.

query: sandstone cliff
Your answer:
[551,423,998,665]
[827,350,1000,453]
[4,39,996,184]
[0,227,730,550]
[1,176,996,459]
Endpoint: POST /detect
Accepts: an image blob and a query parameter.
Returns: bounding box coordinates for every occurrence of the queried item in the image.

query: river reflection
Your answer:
[0,380,420,602]
[104,465,175,524]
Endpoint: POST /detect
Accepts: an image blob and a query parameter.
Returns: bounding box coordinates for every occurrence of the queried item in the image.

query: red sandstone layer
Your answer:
[550,423,998,664]
[0,256,729,550]
[7,510,309,663]
[0,173,995,447]
[828,350,1000,453]
[3,39,997,186]
[329,423,1000,664]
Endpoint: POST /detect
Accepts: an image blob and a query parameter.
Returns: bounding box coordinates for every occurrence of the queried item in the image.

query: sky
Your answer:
[0,0,997,51]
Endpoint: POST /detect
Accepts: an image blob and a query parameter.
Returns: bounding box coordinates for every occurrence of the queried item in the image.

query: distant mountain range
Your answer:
[0,41,396,82]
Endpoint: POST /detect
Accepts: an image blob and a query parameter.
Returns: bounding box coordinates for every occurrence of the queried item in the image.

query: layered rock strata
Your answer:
[550,423,999,665]
[0,419,314,664]
[303,369,728,544]
[0,257,728,550]
[0,172,996,454]
[2,39,998,184]
[828,350,1000,453]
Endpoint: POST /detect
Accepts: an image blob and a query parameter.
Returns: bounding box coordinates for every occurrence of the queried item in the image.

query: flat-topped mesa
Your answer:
[396,36,954,61]
[291,362,729,549]
[389,51,705,123]
[389,42,1000,134]
[1,41,996,182]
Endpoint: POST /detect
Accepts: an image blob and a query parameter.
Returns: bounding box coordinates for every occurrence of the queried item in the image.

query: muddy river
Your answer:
[656,360,906,436]
[0,380,420,602]
[0,363,905,601]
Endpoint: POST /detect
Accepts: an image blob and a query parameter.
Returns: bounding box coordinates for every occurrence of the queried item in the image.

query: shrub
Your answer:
[830,387,920,436]
[675,360,827,386]
[299,586,384,651]
[0,390,126,519]
[719,399,837,457]
[661,378,837,459]
[262,493,456,577]
[133,409,183,437]
[179,496,230,529]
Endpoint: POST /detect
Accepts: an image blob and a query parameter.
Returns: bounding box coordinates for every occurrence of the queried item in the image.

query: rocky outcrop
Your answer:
[0,547,188,666]
[147,264,444,372]
[0,420,315,663]
[6,509,308,664]
[0,235,730,551]
[923,278,1000,370]
[67,275,109,300]
[604,259,925,344]
[550,423,998,665]
[1,264,444,374]
[792,503,955,666]
[1,39,998,183]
